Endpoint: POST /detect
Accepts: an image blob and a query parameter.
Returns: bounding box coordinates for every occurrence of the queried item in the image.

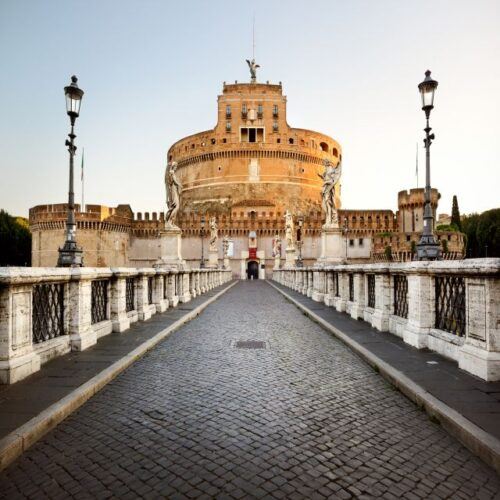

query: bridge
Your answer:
[0,263,499,497]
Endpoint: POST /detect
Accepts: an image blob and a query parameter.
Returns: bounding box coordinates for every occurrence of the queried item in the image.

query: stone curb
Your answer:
[0,281,238,471]
[267,280,500,475]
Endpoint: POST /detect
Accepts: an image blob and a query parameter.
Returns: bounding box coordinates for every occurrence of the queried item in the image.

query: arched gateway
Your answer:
[247,260,259,280]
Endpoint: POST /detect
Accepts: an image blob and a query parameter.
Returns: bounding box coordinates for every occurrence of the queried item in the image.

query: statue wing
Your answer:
[246,59,251,66]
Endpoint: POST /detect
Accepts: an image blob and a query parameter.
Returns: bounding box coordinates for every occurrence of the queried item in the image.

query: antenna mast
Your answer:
[252,14,255,59]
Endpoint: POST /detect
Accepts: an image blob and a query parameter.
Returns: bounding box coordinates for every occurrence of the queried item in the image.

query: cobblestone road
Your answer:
[1,281,499,499]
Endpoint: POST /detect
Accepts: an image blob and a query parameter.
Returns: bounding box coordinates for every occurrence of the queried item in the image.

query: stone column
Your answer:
[154,271,169,313]
[110,269,133,333]
[167,271,179,307]
[195,271,201,296]
[371,272,391,331]
[324,270,335,307]
[312,269,326,302]
[460,274,500,381]
[306,270,314,297]
[68,271,98,351]
[403,271,433,349]
[0,275,43,383]
[178,271,191,303]
[335,271,348,312]
[350,272,365,320]
[137,270,155,321]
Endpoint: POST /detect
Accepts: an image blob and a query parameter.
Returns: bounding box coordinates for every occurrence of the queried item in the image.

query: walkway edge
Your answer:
[267,280,500,475]
[0,281,238,471]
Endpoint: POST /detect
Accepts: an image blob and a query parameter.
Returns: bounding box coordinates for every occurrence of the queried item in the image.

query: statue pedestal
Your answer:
[316,225,345,265]
[155,225,188,270]
[283,248,296,269]
[207,249,219,268]
[274,256,281,270]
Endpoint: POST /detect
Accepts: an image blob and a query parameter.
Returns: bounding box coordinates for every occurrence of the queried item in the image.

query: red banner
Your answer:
[249,248,257,260]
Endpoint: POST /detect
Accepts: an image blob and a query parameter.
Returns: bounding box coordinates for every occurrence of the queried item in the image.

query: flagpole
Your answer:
[416,142,419,188]
[81,148,85,212]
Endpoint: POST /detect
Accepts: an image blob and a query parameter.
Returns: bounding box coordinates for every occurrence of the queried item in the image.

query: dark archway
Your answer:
[247,260,259,280]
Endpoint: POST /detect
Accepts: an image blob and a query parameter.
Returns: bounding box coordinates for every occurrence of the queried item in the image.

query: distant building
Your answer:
[29,73,464,275]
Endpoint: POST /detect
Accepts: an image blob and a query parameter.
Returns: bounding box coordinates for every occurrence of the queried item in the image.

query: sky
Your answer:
[1,0,499,218]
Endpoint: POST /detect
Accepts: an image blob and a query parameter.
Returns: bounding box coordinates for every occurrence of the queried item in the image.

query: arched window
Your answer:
[320,142,328,152]
[332,148,338,157]
[289,138,294,145]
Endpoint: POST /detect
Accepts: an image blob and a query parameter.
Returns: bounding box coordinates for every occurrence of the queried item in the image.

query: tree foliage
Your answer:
[462,209,500,258]
[451,195,461,230]
[0,210,31,266]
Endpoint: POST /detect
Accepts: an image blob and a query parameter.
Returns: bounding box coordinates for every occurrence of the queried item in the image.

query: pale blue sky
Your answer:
[1,0,499,217]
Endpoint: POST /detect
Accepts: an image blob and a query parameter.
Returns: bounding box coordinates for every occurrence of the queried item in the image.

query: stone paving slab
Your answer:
[0,282,235,439]
[0,280,499,498]
[270,281,500,441]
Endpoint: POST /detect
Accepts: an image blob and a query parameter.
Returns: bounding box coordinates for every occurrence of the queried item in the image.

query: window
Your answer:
[406,235,411,242]
[211,138,216,145]
[257,104,263,118]
[226,105,231,118]
[320,142,328,152]
[242,104,247,117]
[289,138,294,145]
[349,239,355,247]
[359,238,364,246]
[273,104,278,117]
[273,122,278,132]
[226,122,231,132]
[240,127,264,143]
[277,138,281,143]
[332,148,338,157]
[222,138,227,143]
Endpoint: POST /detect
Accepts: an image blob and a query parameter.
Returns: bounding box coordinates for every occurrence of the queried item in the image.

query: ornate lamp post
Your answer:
[58,76,84,267]
[296,215,304,267]
[343,216,348,262]
[416,70,441,260]
[200,214,206,268]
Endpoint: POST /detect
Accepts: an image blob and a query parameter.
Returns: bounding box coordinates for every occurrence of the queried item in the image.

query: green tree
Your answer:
[451,195,461,230]
[384,245,392,261]
[462,209,500,258]
[0,210,31,266]
[476,209,500,257]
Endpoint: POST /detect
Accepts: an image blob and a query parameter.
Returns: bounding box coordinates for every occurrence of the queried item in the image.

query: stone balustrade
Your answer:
[0,267,232,384]
[273,259,500,381]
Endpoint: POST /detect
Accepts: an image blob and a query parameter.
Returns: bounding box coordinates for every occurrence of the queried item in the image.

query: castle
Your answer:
[30,70,464,276]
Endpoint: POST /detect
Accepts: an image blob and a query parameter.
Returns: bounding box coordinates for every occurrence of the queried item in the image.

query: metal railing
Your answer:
[435,276,465,337]
[393,274,408,319]
[148,276,153,305]
[367,274,376,308]
[91,280,108,324]
[126,277,135,312]
[32,283,65,343]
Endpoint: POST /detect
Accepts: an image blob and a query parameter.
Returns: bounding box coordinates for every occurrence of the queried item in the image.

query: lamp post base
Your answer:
[57,241,83,267]
[416,238,441,261]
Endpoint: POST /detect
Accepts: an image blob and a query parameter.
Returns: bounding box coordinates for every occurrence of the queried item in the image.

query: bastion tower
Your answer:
[167,79,342,220]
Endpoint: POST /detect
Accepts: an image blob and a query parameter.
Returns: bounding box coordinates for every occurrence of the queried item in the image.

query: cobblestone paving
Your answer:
[1,281,499,499]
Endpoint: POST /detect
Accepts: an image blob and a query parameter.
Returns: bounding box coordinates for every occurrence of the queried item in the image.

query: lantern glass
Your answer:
[418,70,438,111]
[64,76,84,118]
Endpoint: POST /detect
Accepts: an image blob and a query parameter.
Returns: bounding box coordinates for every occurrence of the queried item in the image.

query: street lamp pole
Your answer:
[200,214,206,268]
[58,76,84,267]
[416,70,441,261]
[296,215,304,267]
[343,216,348,262]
